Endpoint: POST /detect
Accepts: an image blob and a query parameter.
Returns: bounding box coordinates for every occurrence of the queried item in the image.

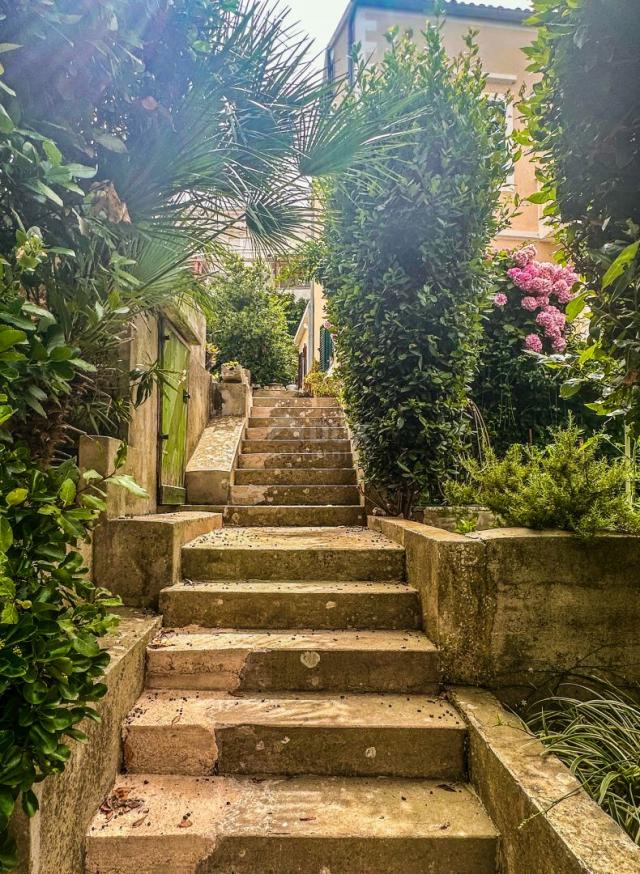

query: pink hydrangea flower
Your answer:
[553,336,567,353]
[513,245,536,268]
[521,296,539,312]
[493,293,508,307]
[524,333,543,353]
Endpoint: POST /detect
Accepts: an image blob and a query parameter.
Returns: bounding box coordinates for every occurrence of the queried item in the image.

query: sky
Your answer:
[283,0,532,56]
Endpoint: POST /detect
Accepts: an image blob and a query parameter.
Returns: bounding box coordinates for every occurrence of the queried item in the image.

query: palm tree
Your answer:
[0,0,393,453]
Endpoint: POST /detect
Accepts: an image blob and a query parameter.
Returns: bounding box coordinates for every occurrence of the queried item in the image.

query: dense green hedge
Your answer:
[323,27,509,513]
[524,0,640,433]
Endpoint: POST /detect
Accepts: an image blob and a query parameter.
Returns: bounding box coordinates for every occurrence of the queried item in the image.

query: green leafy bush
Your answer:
[444,424,640,537]
[0,448,122,871]
[523,0,640,433]
[205,256,297,386]
[528,683,640,845]
[0,237,136,870]
[323,26,509,514]
[304,364,341,399]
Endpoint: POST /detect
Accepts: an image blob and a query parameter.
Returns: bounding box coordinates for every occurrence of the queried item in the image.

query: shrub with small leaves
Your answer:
[323,26,509,515]
[444,424,640,538]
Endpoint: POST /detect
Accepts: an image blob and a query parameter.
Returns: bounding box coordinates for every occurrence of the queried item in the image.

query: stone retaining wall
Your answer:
[369,517,640,700]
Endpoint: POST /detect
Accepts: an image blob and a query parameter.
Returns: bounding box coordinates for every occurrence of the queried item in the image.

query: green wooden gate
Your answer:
[159,322,190,505]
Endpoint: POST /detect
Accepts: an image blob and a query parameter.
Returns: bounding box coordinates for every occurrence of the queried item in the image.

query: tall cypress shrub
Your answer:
[323,27,509,513]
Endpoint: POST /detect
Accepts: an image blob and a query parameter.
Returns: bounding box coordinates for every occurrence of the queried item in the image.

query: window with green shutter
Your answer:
[320,325,334,372]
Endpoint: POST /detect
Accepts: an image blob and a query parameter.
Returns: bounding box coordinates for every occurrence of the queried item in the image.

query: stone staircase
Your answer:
[226,389,365,527]
[84,389,499,873]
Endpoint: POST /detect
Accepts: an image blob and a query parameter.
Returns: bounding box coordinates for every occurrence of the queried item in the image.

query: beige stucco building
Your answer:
[296,0,554,375]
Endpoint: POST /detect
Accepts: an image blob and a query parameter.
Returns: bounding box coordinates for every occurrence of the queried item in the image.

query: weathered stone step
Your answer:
[182,527,404,581]
[249,414,345,428]
[160,580,421,630]
[250,409,345,421]
[123,691,465,779]
[252,396,339,408]
[86,774,498,874]
[223,505,366,527]
[243,439,351,453]
[182,505,365,528]
[235,468,357,485]
[246,427,348,440]
[238,452,354,469]
[253,388,299,397]
[230,484,359,506]
[145,629,439,693]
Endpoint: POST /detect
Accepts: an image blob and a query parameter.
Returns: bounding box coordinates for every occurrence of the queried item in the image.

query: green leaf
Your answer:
[602,240,640,290]
[58,479,77,505]
[43,140,63,166]
[6,488,28,507]
[0,517,13,553]
[565,291,589,321]
[93,132,127,153]
[0,327,27,353]
[0,790,15,820]
[21,790,39,818]
[105,474,148,498]
[0,102,14,132]
[0,43,21,54]
[0,602,19,624]
[65,163,98,179]
[0,404,14,425]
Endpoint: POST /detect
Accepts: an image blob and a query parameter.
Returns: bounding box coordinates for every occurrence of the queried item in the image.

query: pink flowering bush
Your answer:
[474,246,595,452]
[499,245,580,353]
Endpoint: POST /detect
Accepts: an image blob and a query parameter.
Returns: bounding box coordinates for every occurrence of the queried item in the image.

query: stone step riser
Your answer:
[250,409,345,420]
[243,439,352,453]
[229,485,360,507]
[246,427,349,441]
[182,545,404,582]
[238,452,355,470]
[223,506,365,527]
[124,722,465,780]
[252,397,339,408]
[160,583,421,630]
[234,468,357,486]
[249,418,346,429]
[146,647,440,694]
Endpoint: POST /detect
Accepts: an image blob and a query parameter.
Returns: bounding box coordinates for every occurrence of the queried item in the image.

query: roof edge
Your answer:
[328,1,529,49]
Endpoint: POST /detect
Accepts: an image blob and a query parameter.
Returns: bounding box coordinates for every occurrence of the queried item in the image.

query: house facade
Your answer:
[296,0,554,376]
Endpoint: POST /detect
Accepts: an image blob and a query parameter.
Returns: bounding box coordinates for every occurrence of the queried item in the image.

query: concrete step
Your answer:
[250,409,345,421]
[230,484,360,506]
[238,452,354,469]
[224,506,366,527]
[246,427,348,441]
[252,397,339,408]
[160,580,421,630]
[123,691,465,779]
[235,468,357,486]
[253,388,299,398]
[145,628,439,693]
[181,505,366,527]
[243,439,351,453]
[86,774,498,874]
[248,418,346,430]
[182,526,405,581]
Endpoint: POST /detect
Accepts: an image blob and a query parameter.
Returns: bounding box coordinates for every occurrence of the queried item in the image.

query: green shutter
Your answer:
[320,326,334,372]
